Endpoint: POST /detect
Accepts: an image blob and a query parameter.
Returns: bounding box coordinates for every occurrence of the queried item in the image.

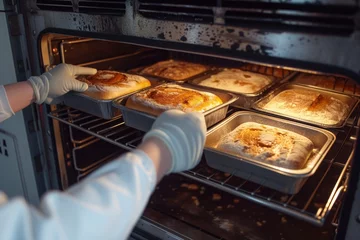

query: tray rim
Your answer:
[205,111,336,178]
[292,73,360,97]
[251,83,359,129]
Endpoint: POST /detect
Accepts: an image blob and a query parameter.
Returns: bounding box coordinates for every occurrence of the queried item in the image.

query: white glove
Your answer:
[142,109,207,173]
[28,63,97,104]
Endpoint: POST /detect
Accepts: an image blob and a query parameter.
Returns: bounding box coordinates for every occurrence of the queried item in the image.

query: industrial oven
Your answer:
[1,0,360,239]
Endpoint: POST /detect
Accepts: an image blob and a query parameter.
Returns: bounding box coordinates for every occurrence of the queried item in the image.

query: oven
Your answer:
[2,0,360,239]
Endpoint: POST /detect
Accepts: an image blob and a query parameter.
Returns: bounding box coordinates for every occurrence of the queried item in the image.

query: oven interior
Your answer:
[42,34,359,240]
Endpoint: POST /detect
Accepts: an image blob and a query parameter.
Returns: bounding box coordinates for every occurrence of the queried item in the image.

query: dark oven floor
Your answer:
[147,174,336,240]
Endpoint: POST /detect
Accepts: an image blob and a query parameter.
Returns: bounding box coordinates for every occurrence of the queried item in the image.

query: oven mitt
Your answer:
[142,109,207,173]
[28,63,97,104]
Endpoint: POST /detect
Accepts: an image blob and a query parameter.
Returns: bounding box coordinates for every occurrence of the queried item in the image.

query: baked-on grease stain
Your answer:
[260,45,273,55]
[213,41,221,48]
[246,45,254,53]
[231,42,240,50]
[180,36,187,41]
[158,33,165,39]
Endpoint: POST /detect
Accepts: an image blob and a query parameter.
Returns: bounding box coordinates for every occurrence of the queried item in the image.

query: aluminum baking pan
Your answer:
[252,84,359,128]
[292,73,360,96]
[63,78,162,119]
[112,83,238,132]
[128,61,215,84]
[204,111,335,194]
[188,69,297,109]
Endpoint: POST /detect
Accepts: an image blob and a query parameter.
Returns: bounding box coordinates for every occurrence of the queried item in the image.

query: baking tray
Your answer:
[128,60,215,84]
[188,69,297,108]
[112,84,239,132]
[252,84,359,128]
[292,73,360,96]
[204,111,336,194]
[63,78,162,119]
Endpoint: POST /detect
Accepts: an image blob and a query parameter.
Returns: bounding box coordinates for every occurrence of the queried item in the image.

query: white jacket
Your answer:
[0,85,15,122]
[0,85,157,239]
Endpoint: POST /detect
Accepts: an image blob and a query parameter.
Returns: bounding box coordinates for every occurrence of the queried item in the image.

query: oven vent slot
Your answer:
[36,0,126,16]
[138,0,356,35]
[78,0,126,16]
[36,0,73,12]
[223,1,356,35]
[138,0,216,24]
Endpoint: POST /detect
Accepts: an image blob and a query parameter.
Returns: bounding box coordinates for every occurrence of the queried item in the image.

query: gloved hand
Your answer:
[142,109,207,173]
[28,63,97,104]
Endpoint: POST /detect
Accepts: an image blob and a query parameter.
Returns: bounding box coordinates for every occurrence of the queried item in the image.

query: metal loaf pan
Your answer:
[204,111,336,194]
[112,84,238,132]
[188,69,297,108]
[252,84,359,128]
[128,61,215,84]
[63,78,162,119]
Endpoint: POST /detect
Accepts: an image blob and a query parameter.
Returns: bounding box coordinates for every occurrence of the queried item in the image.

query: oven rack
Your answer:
[48,106,359,226]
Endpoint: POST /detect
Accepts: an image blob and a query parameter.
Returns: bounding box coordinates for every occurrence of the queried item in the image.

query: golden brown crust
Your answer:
[140,60,208,81]
[295,73,336,89]
[77,70,151,100]
[126,84,223,116]
[264,89,349,125]
[198,69,273,94]
[334,78,345,91]
[217,122,314,169]
[344,80,356,94]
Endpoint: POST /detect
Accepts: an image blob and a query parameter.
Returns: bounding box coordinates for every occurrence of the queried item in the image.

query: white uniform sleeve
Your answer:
[0,149,157,240]
[0,85,15,122]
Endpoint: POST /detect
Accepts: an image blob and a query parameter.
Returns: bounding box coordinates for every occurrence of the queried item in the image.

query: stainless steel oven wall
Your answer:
[0,0,45,205]
[26,0,360,80]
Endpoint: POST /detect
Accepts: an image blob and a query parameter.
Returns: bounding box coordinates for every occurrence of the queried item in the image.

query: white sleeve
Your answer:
[0,85,15,122]
[0,149,157,240]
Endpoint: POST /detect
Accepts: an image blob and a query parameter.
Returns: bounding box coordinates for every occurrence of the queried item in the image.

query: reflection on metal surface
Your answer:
[27,1,360,78]
[48,104,359,226]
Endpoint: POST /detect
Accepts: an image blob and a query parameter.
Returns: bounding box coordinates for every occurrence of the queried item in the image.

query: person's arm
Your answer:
[4,81,34,113]
[0,64,96,122]
[0,109,206,240]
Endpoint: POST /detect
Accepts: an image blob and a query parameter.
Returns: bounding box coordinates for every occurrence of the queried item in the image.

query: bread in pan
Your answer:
[140,60,208,81]
[217,122,314,169]
[263,89,349,125]
[77,70,151,100]
[197,68,273,94]
[295,73,336,89]
[126,84,223,115]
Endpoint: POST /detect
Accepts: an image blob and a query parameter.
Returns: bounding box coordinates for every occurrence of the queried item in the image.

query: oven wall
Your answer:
[0,3,42,204]
[25,0,360,81]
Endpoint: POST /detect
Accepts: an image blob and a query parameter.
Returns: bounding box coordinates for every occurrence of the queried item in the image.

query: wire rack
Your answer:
[48,103,359,226]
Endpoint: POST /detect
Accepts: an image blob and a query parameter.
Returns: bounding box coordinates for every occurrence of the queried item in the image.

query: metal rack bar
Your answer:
[50,110,134,151]
[48,104,359,226]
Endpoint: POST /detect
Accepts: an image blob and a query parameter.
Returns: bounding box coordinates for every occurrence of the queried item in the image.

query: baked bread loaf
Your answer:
[240,64,287,78]
[198,69,273,94]
[263,89,349,125]
[77,70,151,100]
[140,60,208,81]
[294,73,336,89]
[126,84,223,115]
[217,122,314,169]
